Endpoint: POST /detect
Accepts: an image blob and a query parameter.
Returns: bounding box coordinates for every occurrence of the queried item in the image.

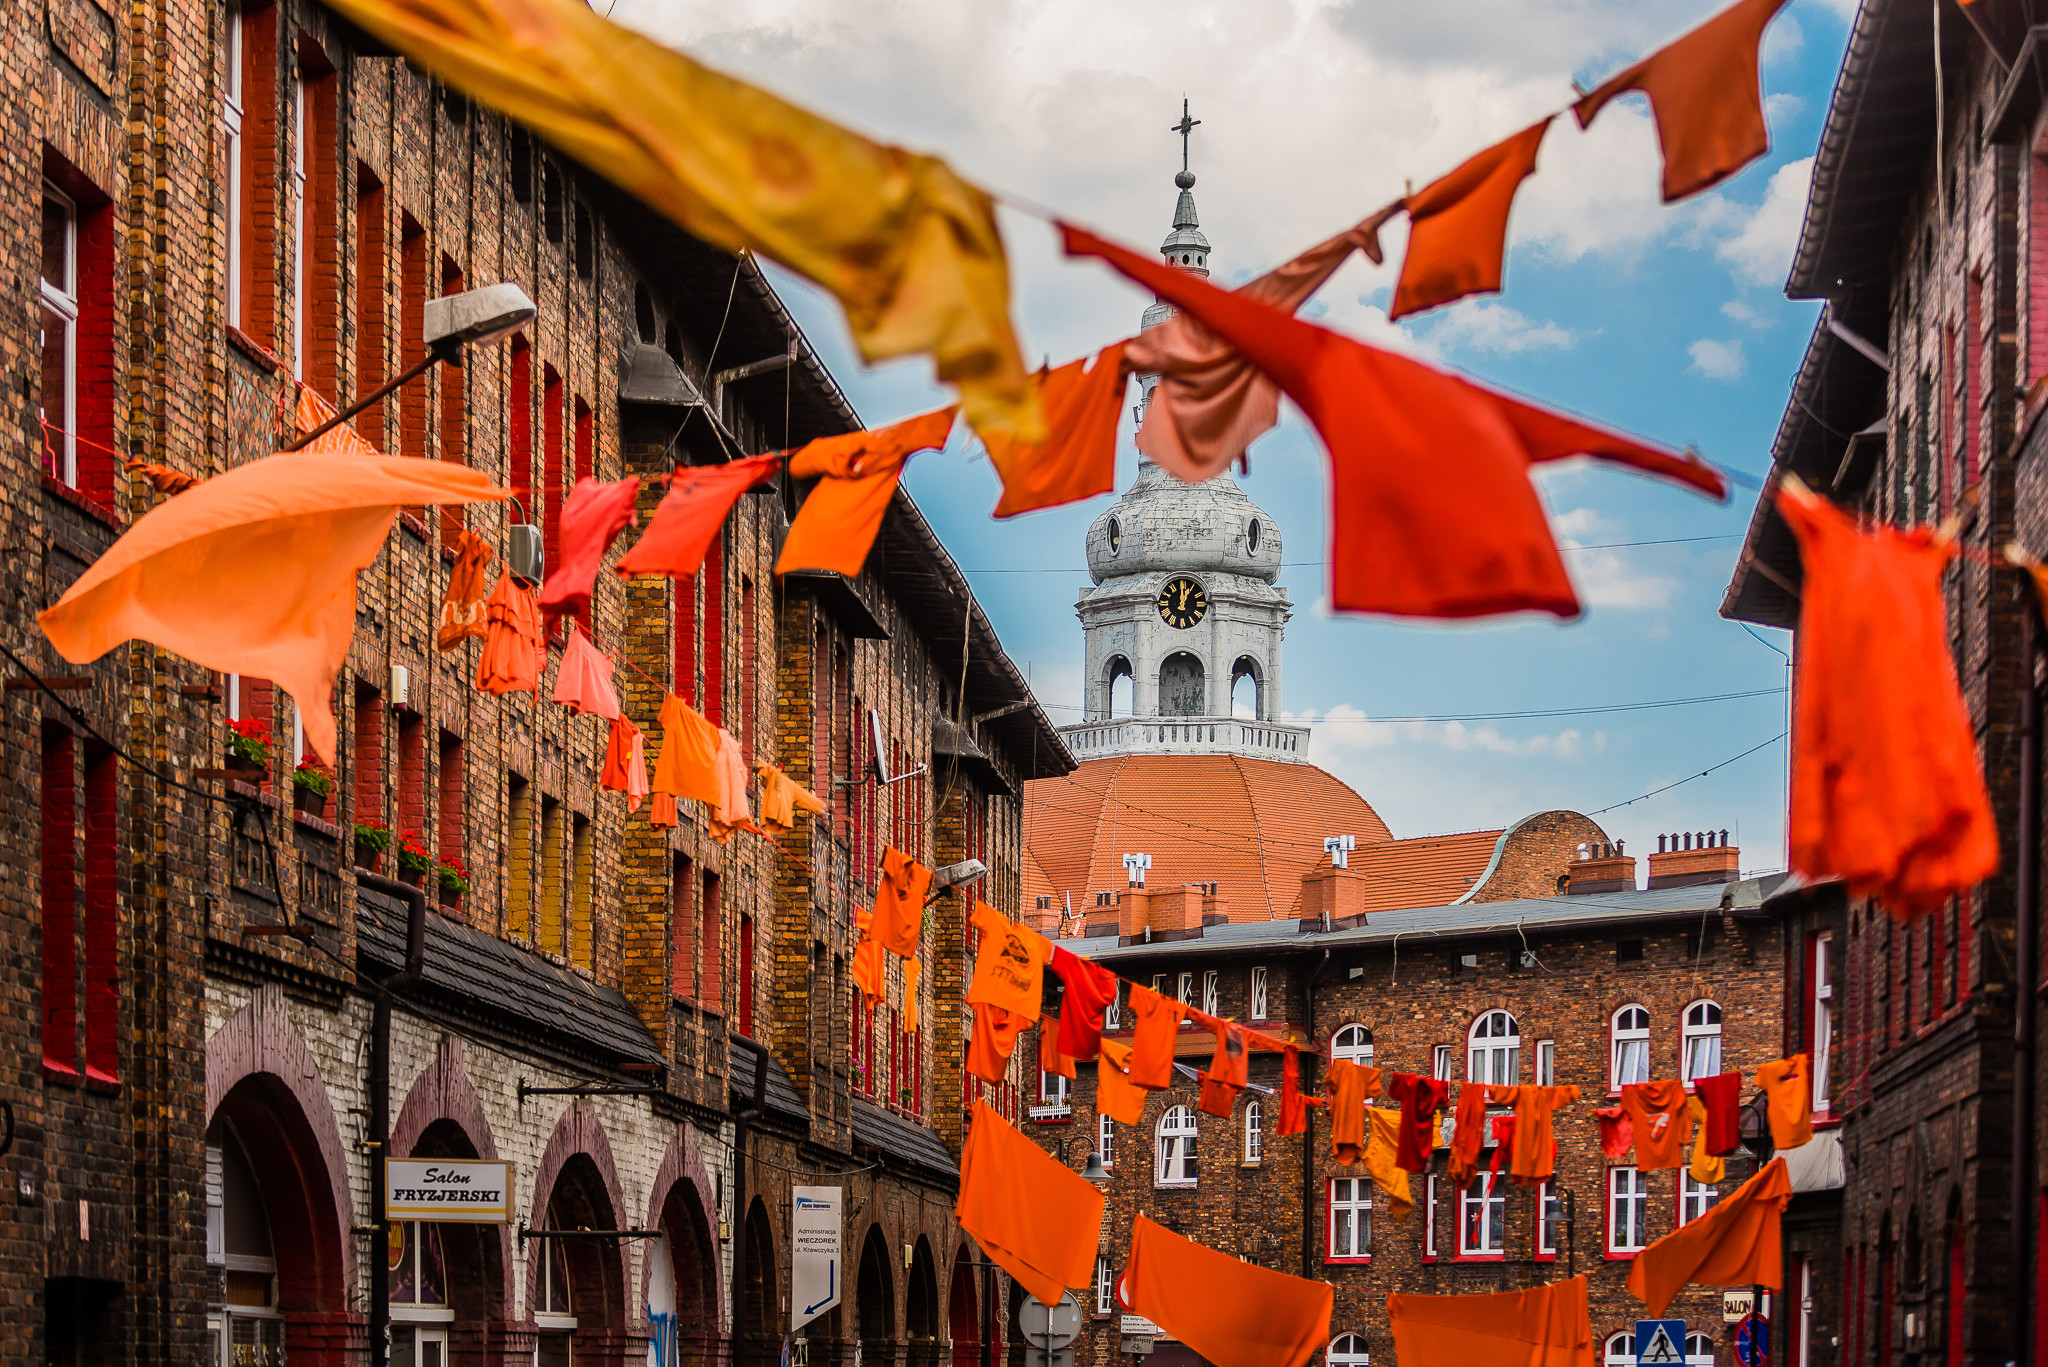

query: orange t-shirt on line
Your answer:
[1491,1083,1581,1185]
[1095,1039,1146,1125]
[873,847,932,958]
[652,694,723,804]
[851,911,885,1003]
[966,901,1049,1023]
[1126,984,1186,1090]
[1755,1055,1814,1149]
[1327,1060,1382,1166]
[1039,1020,1075,1081]
[1620,1079,1692,1170]
[967,1001,1027,1086]
[1447,1083,1491,1185]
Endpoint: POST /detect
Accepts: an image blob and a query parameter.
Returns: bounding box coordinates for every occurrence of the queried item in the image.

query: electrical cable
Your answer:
[1585,732,1788,815]
[958,535,1742,574]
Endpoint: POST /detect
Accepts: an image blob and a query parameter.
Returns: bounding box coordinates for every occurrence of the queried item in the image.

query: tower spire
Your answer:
[1158,99,1209,277]
[1172,98,1201,175]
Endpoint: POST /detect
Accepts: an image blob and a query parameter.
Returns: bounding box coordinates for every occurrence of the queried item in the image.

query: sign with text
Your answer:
[1723,1289,1755,1323]
[791,1187,843,1333]
[384,1158,514,1224]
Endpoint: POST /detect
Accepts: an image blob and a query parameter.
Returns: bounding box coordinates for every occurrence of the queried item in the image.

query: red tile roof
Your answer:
[1284,828,1508,917]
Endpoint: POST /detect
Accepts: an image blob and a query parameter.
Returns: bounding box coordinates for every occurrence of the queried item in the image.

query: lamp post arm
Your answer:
[282,340,458,453]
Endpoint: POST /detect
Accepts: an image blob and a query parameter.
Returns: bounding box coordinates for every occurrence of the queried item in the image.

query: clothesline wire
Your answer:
[1035,685,1787,723]
[960,537,1742,573]
[1584,732,1787,815]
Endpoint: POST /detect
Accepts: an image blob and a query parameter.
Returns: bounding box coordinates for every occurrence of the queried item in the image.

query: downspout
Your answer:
[2015,597,2040,1367]
[733,1045,769,1367]
[362,871,428,1367]
[1301,950,1328,1279]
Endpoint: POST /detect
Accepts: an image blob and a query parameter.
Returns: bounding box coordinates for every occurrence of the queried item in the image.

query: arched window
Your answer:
[1467,1011,1519,1085]
[1327,1334,1370,1367]
[1331,1025,1375,1067]
[1681,1001,1723,1084]
[1610,1005,1651,1091]
[1243,1100,1263,1164]
[1603,1333,1634,1366]
[1155,1106,1197,1188]
[1685,1332,1716,1366]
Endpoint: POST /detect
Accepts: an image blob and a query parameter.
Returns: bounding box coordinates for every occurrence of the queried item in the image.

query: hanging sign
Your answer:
[384,1158,515,1224]
[791,1186,843,1333]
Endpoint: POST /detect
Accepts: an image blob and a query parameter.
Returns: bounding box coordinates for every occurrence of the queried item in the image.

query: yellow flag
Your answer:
[326,0,1037,436]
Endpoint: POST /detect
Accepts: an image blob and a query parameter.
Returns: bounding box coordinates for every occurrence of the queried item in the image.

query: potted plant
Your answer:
[353,820,391,872]
[395,830,433,887]
[436,855,471,907]
[291,762,333,818]
[225,718,271,778]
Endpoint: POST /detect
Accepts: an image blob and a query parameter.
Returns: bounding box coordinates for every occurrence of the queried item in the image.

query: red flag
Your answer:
[1061,222,1727,620]
[1574,0,1792,202]
[1391,119,1551,320]
[537,476,640,621]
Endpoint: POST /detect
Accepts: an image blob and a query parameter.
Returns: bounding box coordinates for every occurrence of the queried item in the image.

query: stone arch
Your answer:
[857,1223,896,1357]
[1229,656,1263,720]
[392,1039,514,1331]
[204,986,356,1298]
[906,1235,940,1346]
[526,1101,631,1333]
[642,1125,727,1363]
[740,1197,778,1367]
[947,1246,980,1367]
[1158,652,1205,717]
[1104,655,1134,719]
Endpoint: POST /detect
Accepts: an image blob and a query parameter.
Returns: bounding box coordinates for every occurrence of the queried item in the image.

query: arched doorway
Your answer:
[1229,657,1261,719]
[858,1226,896,1367]
[206,1075,350,1367]
[740,1199,778,1367]
[391,1119,506,1367]
[1159,653,1204,717]
[650,1176,720,1367]
[532,1155,627,1367]
[905,1238,939,1367]
[945,1254,978,1367]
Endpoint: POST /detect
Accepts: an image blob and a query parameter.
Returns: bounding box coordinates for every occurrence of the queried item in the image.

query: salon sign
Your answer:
[384,1158,516,1224]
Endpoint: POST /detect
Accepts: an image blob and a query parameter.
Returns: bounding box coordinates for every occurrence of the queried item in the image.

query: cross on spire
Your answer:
[1171,98,1201,174]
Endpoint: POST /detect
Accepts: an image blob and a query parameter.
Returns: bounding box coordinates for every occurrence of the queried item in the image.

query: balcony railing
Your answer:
[1056,716,1312,763]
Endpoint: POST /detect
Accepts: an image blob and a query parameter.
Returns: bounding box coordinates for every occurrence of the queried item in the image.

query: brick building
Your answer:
[1721,1,2048,1364]
[12,3,1070,1365]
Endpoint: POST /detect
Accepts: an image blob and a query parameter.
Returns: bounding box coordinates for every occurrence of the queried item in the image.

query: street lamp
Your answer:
[1542,1187,1577,1280]
[928,859,989,905]
[1059,1136,1111,1185]
[286,281,538,452]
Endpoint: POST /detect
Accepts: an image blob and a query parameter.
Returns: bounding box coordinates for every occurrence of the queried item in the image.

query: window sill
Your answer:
[1605,1249,1641,1261]
[1533,1252,1557,1263]
[42,473,123,531]
[295,809,342,840]
[1324,1254,1371,1266]
[44,1061,81,1087]
[227,325,283,374]
[84,1067,120,1094]
[1453,1252,1506,1263]
[399,510,430,541]
[1154,1179,1196,1191]
[1240,1160,1263,1169]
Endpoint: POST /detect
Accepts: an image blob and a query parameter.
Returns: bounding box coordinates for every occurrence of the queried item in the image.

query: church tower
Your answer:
[1062,111,1307,764]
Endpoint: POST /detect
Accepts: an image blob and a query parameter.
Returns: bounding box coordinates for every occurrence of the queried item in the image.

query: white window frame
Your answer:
[1103,983,1121,1032]
[1467,1010,1519,1086]
[535,1223,577,1328]
[1331,1024,1374,1068]
[1201,969,1219,1017]
[1535,1180,1557,1259]
[1177,972,1194,1021]
[1535,1039,1556,1087]
[1603,1333,1634,1367]
[1813,933,1834,1114]
[1154,1105,1197,1188]
[1243,1099,1262,1164]
[226,674,244,722]
[40,183,79,489]
[224,2,246,330]
[1097,1112,1114,1171]
[1679,1171,1719,1227]
[1458,1174,1506,1258]
[1328,1177,1371,1261]
[1249,966,1268,1020]
[1422,1175,1437,1261]
[1610,1005,1651,1092]
[1680,1000,1723,1087]
[388,1221,452,1317]
[1037,1070,1070,1112]
[1608,1166,1648,1254]
[1094,1255,1114,1315]
[1685,1332,1716,1367]
[1431,1043,1453,1082]
[290,70,307,379]
[1327,1335,1370,1367]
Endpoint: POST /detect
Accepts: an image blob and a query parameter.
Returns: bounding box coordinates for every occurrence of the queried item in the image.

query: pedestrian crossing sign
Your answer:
[1635,1319,1687,1365]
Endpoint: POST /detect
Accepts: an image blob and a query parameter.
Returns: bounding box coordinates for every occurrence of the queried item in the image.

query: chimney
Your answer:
[1300,852,1368,924]
[1199,881,1230,927]
[1646,829,1739,889]
[1565,840,1636,895]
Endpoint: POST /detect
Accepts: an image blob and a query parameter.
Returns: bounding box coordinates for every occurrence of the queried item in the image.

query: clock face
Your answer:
[1156,576,1209,629]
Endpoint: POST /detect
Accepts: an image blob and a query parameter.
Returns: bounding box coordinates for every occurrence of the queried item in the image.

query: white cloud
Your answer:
[1721,298,1771,329]
[1715,156,1813,286]
[1290,704,1593,761]
[1689,338,1746,380]
[1423,300,1579,356]
[1764,92,1805,125]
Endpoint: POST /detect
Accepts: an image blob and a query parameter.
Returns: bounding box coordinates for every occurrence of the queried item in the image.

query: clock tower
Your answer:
[1061,126,1306,764]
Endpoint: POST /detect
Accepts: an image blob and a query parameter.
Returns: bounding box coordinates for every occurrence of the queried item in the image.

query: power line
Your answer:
[958,534,1741,574]
[1586,732,1788,815]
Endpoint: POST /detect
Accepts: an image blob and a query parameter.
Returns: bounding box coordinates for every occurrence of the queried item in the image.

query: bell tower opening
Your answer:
[1159,653,1205,717]
[1231,658,1262,719]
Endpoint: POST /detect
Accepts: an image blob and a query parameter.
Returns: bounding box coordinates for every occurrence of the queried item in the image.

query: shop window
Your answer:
[1468,1010,1519,1085]
[1610,1005,1651,1091]
[1680,1001,1722,1085]
[1155,1105,1197,1187]
[1329,1177,1371,1261]
[208,1126,282,1366]
[388,1219,450,1310]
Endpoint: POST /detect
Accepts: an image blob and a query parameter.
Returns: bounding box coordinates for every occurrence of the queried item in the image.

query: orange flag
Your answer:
[1391,119,1552,320]
[1628,1158,1792,1316]
[955,1101,1104,1308]
[437,529,495,650]
[1777,479,1997,917]
[1117,1215,1332,1367]
[775,407,958,578]
[979,343,1129,518]
[1574,0,1792,202]
[1388,1275,1594,1367]
[1062,222,1728,621]
[1095,1039,1146,1125]
[39,451,505,764]
[615,454,781,578]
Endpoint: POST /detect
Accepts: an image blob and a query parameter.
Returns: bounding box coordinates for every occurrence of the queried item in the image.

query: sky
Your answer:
[614,0,1855,878]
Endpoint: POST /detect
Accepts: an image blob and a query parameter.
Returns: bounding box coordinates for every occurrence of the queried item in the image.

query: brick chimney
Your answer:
[1300,862,1369,923]
[1646,829,1739,889]
[1565,840,1635,894]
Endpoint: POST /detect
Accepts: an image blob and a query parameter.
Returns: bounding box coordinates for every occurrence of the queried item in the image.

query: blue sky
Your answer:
[618,0,1855,874]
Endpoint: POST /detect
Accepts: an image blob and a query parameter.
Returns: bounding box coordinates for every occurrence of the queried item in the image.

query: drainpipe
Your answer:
[362,871,428,1367]
[2015,599,2040,1367]
[733,1045,769,1367]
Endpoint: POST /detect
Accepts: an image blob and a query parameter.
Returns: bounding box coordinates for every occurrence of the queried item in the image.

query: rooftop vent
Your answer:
[1647,829,1740,889]
[1565,840,1635,895]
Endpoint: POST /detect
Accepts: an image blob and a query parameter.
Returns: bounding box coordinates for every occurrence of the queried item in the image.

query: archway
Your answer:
[1003,1279,1027,1367]
[946,1254,979,1367]
[1230,657,1261,720]
[1159,653,1204,717]
[858,1225,897,1367]
[905,1237,939,1367]
[648,1169,720,1367]
[1105,656,1133,720]
[532,1154,628,1367]
[389,1118,508,1367]
[740,1199,778,1367]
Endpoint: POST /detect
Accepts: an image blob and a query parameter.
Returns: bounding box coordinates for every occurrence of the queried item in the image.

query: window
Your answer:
[1535,1181,1556,1259]
[1535,1039,1556,1086]
[231,0,277,342]
[1681,1001,1723,1085]
[1038,1070,1070,1110]
[1249,966,1268,1020]
[1610,1005,1651,1091]
[1431,1044,1453,1082]
[668,853,694,999]
[1459,1175,1506,1258]
[388,1220,449,1309]
[1422,1176,1438,1261]
[1604,1333,1634,1366]
[736,913,754,1036]
[289,69,307,376]
[40,185,78,486]
[1608,1167,1648,1254]
[1679,1172,1719,1226]
[41,724,78,1080]
[1098,1113,1114,1170]
[1094,1256,1114,1316]
[1201,970,1219,1017]
[1332,1024,1375,1067]
[569,814,593,969]
[1685,1334,1716,1367]
[1243,1100,1263,1164]
[1467,1010,1519,1085]
[1327,1335,1370,1367]
[224,3,246,330]
[355,168,386,443]
[1177,972,1194,1012]
[1155,1105,1197,1187]
[1329,1178,1371,1261]
[1103,983,1121,1032]
[1812,932,1833,1114]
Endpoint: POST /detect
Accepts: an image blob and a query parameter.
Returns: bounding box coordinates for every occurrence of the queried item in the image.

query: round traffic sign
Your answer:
[1735,1315,1770,1367]
[1019,1293,1083,1349]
